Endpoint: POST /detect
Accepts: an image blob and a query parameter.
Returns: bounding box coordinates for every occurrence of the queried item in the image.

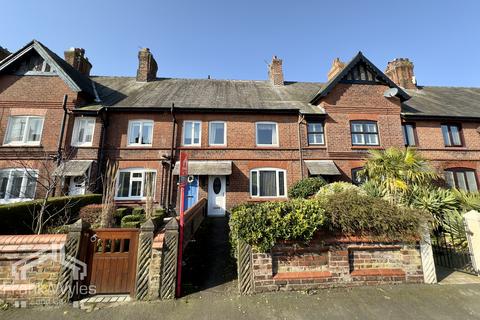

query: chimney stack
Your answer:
[64,48,92,76]
[136,48,158,82]
[0,46,10,61]
[268,56,284,86]
[385,58,416,89]
[327,58,346,81]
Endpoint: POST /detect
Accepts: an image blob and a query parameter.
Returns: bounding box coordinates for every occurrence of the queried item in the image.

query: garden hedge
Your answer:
[0,194,102,234]
[288,177,326,199]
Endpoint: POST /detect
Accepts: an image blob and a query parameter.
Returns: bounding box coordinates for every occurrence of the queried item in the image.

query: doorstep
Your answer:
[75,294,131,312]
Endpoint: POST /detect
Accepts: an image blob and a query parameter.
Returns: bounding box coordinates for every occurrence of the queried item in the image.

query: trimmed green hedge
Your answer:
[230,190,427,253]
[0,194,102,234]
[288,177,326,199]
[121,214,146,228]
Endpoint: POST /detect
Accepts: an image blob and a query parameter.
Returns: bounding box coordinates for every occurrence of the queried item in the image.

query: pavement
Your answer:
[3,283,480,319]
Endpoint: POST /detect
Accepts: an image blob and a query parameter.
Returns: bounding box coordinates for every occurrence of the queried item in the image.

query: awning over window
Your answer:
[54,160,93,176]
[304,160,341,176]
[173,161,232,175]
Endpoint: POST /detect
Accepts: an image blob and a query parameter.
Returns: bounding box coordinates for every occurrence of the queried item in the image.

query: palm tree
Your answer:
[359,147,438,204]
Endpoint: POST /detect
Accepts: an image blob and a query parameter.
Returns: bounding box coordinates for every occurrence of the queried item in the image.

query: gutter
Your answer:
[56,95,69,165]
[401,113,480,122]
[166,103,177,216]
[298,112,305,179]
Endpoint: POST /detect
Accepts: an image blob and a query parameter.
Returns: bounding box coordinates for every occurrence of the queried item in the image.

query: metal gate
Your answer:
[431,215,477,275]
[86,229,139,295]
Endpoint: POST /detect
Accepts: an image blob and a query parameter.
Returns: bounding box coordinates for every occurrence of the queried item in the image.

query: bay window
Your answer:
[256,122,278,146]
[4,116,44,146]
[72,117,95,146]
[128,120,153,146]
[116,169,156,199]
[250,168,286,198]
[0,169,37,203]
[444,169,478,192]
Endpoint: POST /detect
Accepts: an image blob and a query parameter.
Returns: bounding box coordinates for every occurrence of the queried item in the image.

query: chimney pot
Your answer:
[64,48,92,76]
[385,58,416,89]
[268,55,284,86]
[136,48,158,82]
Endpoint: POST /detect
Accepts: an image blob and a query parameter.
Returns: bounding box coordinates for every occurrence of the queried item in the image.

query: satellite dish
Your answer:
[383,88,399,98]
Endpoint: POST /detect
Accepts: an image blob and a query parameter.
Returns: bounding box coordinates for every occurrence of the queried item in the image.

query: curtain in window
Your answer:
[210,123,224,145]
[142,123,153,144]
[129,123,141,144]
[7,117,27,143]
[193,122,200,144]
[184,122,193,145]
[27,118,43,142]
[257,124,276,145]
[9,172,23,198]
[259,171,276,197]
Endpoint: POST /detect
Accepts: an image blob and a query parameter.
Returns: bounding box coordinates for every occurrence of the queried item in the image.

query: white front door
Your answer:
[208,175,226,217]
[69,176,86,195]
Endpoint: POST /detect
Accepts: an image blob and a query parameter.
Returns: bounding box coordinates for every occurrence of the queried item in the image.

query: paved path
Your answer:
[4,284,480,319]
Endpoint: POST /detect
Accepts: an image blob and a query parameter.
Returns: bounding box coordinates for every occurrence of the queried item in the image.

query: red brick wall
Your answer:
[252,235,423,292]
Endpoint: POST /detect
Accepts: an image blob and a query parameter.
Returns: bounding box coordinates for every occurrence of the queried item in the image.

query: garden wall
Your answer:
[0,234,67,306]
[244,234,423,293]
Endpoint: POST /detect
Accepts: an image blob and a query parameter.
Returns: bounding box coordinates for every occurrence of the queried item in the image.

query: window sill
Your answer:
[0,144,43,148]
[0,198,34,204]
[305,145,327,149]
[351,146,383,150]
[126,144,153,148]
[247,197,287,202]
[71,144,94,148]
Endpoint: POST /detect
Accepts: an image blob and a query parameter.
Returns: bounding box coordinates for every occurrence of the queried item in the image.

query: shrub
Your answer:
[288,177,326,199]
[79,204,103,227]
[0,194,102,234]
[132,207,145,215]
[323,190,426,240]
[316,182,365,198]
[229,199,325,253]
[121,214,146,228]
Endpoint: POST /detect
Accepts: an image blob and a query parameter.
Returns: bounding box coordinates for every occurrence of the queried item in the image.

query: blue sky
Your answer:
[1,0,480,86]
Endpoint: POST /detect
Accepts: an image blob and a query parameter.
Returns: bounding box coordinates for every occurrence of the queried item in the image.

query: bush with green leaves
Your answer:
[288,177,326,199]
[316,182,365,198]
[121,214,146,228]
[324,190,427,240]
[0,194,102,234]
[229,199,325,253]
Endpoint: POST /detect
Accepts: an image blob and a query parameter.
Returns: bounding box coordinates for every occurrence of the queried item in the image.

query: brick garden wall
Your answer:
[251,235,423,293]
[0,234,67,306]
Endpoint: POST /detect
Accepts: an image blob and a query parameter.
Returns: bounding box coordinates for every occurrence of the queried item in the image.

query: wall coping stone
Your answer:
[0,234,67,253]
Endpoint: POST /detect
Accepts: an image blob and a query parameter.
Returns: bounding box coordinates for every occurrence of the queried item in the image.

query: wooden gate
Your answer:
[86,229,139,295]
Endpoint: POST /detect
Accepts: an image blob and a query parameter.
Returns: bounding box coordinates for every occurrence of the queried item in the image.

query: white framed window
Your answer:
[127,120,153,146]
[307,123,325,145]
[351,121,379,146]
[183,121,201,146]
[209,121,226,146]
[0,169,37,204]
[4,116,44,146]
[115,169,156,200]
[71,117,95,147]
[250,168,287,198]
[256,122,278,146]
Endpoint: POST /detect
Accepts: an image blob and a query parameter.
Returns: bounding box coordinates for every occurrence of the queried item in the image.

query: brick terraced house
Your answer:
[1,39,480,216]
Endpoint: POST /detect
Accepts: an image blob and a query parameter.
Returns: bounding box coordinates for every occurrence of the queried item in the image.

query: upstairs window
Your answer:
[444,169,478,192]
[402,123,417,147]
[128,120,153,146]
[209,121,226,146]
[116,169,156,199]
[183,121,201,146]
[0,169,37,204]
[72,117,95,147]
[307,123,325,145]
[441,124,462,147]
[256,122,278,146]
[250,168,286,198]
[351,121,379,146]
[4,116,44,146]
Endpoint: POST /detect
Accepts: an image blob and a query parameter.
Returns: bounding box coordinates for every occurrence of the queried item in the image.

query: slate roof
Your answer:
[403,87,480,119]
[92,76,325,114]
[0,40,95,98]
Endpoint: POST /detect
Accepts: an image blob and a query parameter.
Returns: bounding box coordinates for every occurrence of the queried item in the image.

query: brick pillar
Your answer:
[159,218,179,299]
[464,210,480,274]
[135,219,155,300]
[56,219,90,303]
